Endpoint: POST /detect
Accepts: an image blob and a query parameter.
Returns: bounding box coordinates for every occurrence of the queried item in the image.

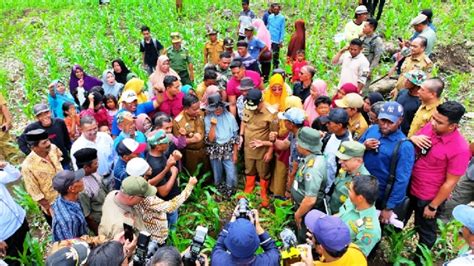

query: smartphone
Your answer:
[123,223,134,242]
[397,37,403,42]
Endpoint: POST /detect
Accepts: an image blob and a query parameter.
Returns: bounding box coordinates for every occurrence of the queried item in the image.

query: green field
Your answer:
[1,0,473,264]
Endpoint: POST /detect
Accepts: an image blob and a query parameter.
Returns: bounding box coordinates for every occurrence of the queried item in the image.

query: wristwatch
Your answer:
[427,205,437,211]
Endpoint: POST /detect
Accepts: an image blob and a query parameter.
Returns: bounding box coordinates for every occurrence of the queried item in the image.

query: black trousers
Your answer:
[43,211,53,226]
[260,61,271,83]
[362,0,386,20]
[271,43,281,69]
[406,194,442,249]
[4,218,30,266]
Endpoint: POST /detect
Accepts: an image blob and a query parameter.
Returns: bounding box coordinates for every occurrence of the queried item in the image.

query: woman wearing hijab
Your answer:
[135,113,152,135]
[252,18,272,82]
[287,19,306,64]
[121,78,148,104]
[263,74,288,113]
[330,82,359,108]
[148,55,181,99]
[112,59,131,85]
[69,64,103,102]
[303,79,328,124]
[200,85,220,110]
[101,69,124,98]
[48,80,78,119]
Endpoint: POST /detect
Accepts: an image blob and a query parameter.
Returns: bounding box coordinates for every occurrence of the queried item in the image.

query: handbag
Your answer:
[382,139,411,222]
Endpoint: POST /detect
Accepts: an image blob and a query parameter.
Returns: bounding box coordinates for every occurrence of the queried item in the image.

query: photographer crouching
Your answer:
[211,200,280,265]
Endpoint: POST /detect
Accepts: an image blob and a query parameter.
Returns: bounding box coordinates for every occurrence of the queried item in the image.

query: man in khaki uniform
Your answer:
[172,94,210,176]
[0,94,18,162]
[329,141,370,214]
[335,93,368,140]
[241,89,278,207]
[370,37,432,95]
[203,28,224,65]
[407,78,444,137]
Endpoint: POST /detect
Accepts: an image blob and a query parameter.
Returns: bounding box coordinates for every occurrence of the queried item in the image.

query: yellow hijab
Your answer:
[121,78,148,103]
[263,74,288,112]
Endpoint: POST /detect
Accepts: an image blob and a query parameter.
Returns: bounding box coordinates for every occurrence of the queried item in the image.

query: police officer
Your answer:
[165,32,194,86]
[291,127,327,243]
[338,175,381,256]
[329,141,370,214]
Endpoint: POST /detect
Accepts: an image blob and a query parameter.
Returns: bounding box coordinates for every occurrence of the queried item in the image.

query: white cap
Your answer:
[126,157,150,177]
[355,5,368,14]
[410,14,428,26]
[122,90,138,103]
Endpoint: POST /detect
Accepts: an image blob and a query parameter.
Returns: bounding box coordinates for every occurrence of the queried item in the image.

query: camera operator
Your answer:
[294,210,367,266]
[148,246,209,266]
[211,208,280,265]
[87,231,138,266]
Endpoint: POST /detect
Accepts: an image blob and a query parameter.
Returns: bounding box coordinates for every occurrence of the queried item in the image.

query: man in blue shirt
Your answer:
[244,25,269,61]
[51,169,89,242]
[0,162,29,266]
[359,102,415,224]
[267,3,285,68]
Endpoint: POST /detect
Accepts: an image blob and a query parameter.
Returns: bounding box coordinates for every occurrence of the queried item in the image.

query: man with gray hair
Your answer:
[70,116,115,190]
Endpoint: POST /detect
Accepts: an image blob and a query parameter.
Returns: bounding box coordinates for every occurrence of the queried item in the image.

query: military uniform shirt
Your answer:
[348,113,368,141]
[361,34,384,70]
[204,40,224,65]
[166,46,192,73]
[291,153,327,209]
[242,105,278,159]
[338,200,381,256]
[329,164,370,214]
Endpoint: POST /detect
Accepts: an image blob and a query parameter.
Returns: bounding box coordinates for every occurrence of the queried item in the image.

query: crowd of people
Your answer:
[1,1,473,265]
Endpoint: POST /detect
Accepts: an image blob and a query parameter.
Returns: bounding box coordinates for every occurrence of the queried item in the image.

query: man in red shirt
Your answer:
[409,101,470,249]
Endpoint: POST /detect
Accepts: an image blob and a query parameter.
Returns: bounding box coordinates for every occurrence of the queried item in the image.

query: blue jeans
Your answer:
[210,158,237,188]
[167,210,178,231]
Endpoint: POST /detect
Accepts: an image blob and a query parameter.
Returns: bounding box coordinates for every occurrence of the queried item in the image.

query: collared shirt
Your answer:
[291,153,327,210]
[234,53,261,74]
[268,13,285,43]
[242,105,278,159]
[0,164,26,240]
[314,243,367,266]
[419,27,437,56]
[52,196,88,241]
[166,46,192,73]
[173,111,205,150]
[410,124,470,200]
[396,89,421,135]
[211,223,280,265]
[134,183,194,244]
[111,101,155,136]
[349,112,368,141]
[204,40,224,65]
[226,70,262,98]
[246,37,266,60]
[359,126,415,209]
[79,173,107,224]
[323,131,353,192]
[338,200,381,256]
[344,20,364,41]
[407,99,440,137]
[337,52,370,89]
[98,191,145,239]
[21,144,63,208]
[71,132,115,176]
[361,34,384,69]
[329,165,370,214]
[395,53,432,90]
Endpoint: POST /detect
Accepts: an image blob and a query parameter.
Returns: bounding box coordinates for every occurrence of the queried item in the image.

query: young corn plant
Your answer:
[384,225,416,264]
[434,218,468,261]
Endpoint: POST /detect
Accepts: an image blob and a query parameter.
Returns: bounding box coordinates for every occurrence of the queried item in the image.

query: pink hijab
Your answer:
[252,19,272,49]
[200,85,220,109]
[304,79,328,124]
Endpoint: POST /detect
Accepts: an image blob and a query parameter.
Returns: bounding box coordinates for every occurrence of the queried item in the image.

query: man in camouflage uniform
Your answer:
[338,175,381,256]
[361,18,384,92]
[329,141,370,214]
[165,32,194,86]
[291,127,327,243]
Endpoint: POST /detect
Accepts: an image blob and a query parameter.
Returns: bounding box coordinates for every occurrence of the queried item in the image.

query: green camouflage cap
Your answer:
[147,129,170,146]
[335,141,366,160]
[121,176,156,197]
[403,69,427,87]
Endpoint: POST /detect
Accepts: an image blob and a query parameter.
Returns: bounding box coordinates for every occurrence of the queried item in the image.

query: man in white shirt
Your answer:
[70,116,115,190]
[332,38,370,91]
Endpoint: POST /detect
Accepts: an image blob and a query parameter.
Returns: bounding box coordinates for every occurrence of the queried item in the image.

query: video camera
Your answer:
[280,228,302,266]
[182,226,208,266]
[132,231,160,266]
[236,198,254,220]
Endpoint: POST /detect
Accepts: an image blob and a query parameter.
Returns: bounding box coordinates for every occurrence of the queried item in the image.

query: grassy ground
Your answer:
[1,0,473,264]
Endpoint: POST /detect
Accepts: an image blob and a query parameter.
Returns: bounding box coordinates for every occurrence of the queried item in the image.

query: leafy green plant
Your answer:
[434,218,467,261]
[12,184,42,217]
[5,233,47,266]
[416,243,434,266]
[384,225,416,264]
